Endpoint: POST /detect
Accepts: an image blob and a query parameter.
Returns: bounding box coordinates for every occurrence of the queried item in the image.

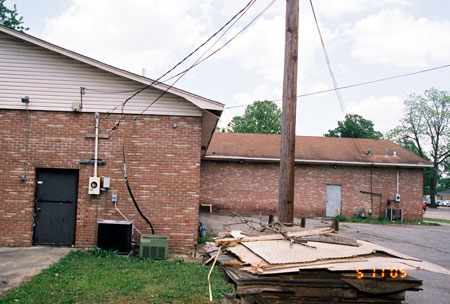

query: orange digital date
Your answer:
[356,267,407,279]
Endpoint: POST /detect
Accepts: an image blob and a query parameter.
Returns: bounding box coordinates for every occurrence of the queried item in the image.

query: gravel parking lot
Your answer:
[200,211,450,304]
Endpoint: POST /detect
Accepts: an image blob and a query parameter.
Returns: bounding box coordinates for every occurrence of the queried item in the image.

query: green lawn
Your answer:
[423,217,450,224]
[0,250,231,304]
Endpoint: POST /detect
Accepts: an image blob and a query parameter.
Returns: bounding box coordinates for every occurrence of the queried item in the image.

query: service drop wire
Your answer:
[106,0,257,130]
[134,0,276,119]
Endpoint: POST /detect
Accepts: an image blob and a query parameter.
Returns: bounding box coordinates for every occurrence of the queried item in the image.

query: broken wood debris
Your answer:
[204,226,450,303]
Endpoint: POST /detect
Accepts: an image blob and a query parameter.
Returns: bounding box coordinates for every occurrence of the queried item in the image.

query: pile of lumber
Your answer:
[204,227,450,304]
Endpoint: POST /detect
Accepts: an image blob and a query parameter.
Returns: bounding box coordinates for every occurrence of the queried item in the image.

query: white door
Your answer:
[326,185,342,217]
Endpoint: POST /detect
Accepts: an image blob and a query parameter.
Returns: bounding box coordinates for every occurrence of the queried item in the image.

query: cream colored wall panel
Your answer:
[0,32,201,117]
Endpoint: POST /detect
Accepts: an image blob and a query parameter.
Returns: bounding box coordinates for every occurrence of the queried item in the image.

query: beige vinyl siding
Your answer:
[0,32,201,117]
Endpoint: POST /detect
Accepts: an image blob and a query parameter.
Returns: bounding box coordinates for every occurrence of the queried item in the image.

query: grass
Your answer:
[335,215,440,226]
[0,249,231,304]
[423,217,450,224]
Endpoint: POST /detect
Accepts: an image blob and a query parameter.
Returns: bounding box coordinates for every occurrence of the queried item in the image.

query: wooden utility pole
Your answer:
[278,0,299,226]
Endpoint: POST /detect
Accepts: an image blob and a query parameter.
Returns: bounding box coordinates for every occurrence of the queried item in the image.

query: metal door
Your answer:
[326,185,342,217]
[33,168,78,245]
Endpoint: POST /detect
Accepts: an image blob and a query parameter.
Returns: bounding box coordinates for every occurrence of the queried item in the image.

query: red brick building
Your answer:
[0,26,223,253]
[200,133,432,221]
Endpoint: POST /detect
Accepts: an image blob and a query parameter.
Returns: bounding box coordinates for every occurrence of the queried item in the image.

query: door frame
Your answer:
[32,168,79,246]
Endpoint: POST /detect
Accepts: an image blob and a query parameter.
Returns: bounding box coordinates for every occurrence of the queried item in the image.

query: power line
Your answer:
[224,63,450,109]
[308,0,365,153]
[161,0,278,83]
[106,0,257,131]
[133,0,259,119]
[132,0,278,120]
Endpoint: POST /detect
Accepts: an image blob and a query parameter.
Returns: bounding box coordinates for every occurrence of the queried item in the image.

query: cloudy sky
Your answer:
[9,0,450,136]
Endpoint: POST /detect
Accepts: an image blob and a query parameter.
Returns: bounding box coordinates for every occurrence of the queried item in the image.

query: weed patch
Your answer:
[335,215,439,226]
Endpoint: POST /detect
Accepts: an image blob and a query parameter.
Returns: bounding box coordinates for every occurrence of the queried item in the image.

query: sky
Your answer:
[8,0,450,136]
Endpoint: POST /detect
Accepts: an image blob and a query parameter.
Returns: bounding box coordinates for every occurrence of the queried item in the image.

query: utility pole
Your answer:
[278,0,299,226]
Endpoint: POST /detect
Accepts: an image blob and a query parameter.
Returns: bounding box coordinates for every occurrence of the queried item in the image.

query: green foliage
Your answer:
[87,247,118,258]
[0,0,28,31]
[324,114,383,139]
[388,88,450,205]
[227,100,282,134]
[1,251,231,303]
[423,217,450,224]
[334,215,439,226]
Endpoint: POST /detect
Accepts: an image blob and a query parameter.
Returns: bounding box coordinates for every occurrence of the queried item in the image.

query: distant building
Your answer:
[438,189,450,201]
[200,133,432,221]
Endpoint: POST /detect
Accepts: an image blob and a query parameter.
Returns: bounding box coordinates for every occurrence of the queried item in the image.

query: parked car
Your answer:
[423,203,427,214]
[424,201,431,206]
[441,200,450,207]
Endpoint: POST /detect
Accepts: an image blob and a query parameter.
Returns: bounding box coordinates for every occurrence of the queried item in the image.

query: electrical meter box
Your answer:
[140,234,169,260]
[89,177,100,195]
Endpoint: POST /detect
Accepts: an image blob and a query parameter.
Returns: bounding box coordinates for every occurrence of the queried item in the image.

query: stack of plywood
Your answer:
[205,228,450,304]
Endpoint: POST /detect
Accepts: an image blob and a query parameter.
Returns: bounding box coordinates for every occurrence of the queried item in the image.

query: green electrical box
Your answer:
[139,234,169,260]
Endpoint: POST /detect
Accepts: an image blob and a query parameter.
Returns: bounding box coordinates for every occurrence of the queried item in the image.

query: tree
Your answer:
[324,114,383,139]
[0,0,28,31]
[226,100,282,134]
[388,88,450,207]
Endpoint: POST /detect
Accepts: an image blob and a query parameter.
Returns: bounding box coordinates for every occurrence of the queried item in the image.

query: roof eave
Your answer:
[202,155,433,168]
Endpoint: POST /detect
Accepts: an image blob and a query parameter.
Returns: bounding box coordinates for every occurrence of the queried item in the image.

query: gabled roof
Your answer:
[438,189,450,194]
[0,25,224,112]
[204,133,433,168]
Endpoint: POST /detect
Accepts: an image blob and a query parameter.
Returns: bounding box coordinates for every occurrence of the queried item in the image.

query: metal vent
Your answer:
[139,235,169,260]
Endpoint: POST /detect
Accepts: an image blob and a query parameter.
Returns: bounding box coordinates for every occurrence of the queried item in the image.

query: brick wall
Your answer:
[200,160,424,221]
[0,110,202,253]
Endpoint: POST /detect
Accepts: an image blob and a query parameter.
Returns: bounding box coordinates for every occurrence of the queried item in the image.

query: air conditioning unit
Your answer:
[97,220,133,254]
[140,234,169,260]
[89,177,100,195]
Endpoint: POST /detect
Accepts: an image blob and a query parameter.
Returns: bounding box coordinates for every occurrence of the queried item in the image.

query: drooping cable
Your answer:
[132,0,277,120]
[133,0,263,119]
[161,0,277,83]
[122,145,155,234]
[106,0,257,130]
[309,0,364,153]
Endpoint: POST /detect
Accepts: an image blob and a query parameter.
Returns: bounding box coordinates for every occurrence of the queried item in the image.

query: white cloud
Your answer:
[349,9,450,67]
[44,0,214,75]
[233,83,281,106]
[313,0,411,18]
[218,16,285,82]
[347,95,404,132]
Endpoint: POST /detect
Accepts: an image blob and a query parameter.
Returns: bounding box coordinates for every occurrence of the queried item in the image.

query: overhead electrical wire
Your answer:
[132,0,258,120]
[106,0,258,131]
[133,0,278,120]
[160,0,277,83]
[308,0,364,153]
[224,63,450,109]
